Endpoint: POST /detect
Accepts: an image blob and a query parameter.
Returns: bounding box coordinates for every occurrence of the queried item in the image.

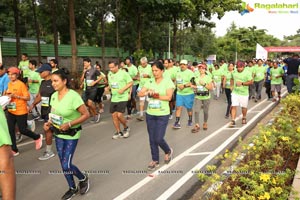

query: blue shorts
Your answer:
[176,93,195,109]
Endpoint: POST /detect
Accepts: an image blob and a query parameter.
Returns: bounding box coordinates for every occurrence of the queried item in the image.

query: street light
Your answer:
[235,38,250,64]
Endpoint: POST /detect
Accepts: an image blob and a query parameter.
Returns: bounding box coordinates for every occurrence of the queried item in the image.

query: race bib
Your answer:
[196,85,205,92]
[86,80,93,86]
[176,78,183,85]
[7,102,16,111]
[148,100,162,111]
[111,82,119,90]
[41,97,50,107]
[226,81,230,86]
[49,113,63,129]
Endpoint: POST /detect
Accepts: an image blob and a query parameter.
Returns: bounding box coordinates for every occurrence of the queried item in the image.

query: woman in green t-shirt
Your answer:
[45,68,90,200]
[138,61,174,171]
[222,63,235,118]
[190,64,213,133]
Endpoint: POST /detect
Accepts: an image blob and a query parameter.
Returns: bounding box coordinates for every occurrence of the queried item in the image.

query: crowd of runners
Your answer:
[0,53,299,200]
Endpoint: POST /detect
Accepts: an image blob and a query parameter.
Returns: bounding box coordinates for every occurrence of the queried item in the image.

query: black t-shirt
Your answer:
[84,67,100,89]
[284,58,300,75]
[39,79,55,116]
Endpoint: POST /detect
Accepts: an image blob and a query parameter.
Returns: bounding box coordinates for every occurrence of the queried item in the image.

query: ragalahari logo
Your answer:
[240,2,254,15]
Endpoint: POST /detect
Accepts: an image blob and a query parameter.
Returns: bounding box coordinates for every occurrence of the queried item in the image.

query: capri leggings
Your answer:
[55,137,85,189]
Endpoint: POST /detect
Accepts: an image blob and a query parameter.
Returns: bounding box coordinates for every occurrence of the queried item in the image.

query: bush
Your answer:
[199,94,300,200]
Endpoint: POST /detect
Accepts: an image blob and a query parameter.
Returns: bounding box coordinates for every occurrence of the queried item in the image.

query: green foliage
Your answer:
[199,94,300,199]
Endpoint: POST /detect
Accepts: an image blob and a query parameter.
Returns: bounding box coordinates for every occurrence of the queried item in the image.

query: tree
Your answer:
[31,0,42,63]
[68,0,77,74]
[12,0,21,64]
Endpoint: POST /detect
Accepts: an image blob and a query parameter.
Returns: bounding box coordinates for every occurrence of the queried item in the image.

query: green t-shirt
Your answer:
[125,65,138,85]
[0,108,12,146]
[223,71,233,89]
[212,69,223,83]
[97,72,106,88]
[270,67,284,85]
[232,70,253,96]
[144,78,175,116]
[253,65,266,82]
[194,75,212,100]
[138,64,152,88]
[108,69,133,102]
[220,63,228,73]
[166,67,178,81]
[18,60,30,78]
[28,70,41,94]
[176,69,195,95]
[50,90,84,140]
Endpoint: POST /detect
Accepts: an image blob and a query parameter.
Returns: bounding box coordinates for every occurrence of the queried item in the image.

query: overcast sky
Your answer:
[211,0,300,40]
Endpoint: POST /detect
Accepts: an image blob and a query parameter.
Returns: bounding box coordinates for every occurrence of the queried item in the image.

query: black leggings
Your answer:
[225,88,232,116]
[7,112,40,152]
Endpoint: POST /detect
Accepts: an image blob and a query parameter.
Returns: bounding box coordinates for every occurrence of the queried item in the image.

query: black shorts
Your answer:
[171,88,177,101]
[110,101,127,113]
[95,87,105,103]
[85,88,97,102]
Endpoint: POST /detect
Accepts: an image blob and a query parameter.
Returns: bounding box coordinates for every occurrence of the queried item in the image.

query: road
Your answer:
[14,89,282,200]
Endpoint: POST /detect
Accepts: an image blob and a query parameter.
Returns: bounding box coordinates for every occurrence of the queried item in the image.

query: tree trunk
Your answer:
[68,0,77,74]
[172,15,177,60]
[100,15,105,69]
[31,0,41,63]
[50,0,59,60]
[116,0,120,61]
[13,0,21,65]
[136,6,142,50]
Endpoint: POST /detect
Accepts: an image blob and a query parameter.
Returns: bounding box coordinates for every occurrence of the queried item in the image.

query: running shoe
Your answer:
[61,187,78,200]
[95,113,101,123]
[164,148,173,164]
[38,151,55,161]
[16,133,23,143]
[32,115,40,120]
[229,120,236,128]
[147,161,159,171]
[79,173,90,195]
[136,116,144,121]
[123,127,130,138]
[12,151,20,157]
[35,134,43,150]
[187,120,193,127]
[112,132,123,139]
[173,122,181,129]
[169,115,173,120]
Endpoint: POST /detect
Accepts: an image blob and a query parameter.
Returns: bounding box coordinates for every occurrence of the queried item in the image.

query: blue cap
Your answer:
[36,63,52,73]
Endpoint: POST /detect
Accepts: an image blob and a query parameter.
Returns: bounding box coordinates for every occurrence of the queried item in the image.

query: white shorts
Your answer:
[231,93,249,108]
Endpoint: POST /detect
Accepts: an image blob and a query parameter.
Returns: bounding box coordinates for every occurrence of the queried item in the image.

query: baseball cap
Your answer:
[36,63,52,73]
[7,67,20,74]
[180,60,188,65]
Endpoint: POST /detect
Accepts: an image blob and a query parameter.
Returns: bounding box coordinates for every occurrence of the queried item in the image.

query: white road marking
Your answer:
[186,152,213,156]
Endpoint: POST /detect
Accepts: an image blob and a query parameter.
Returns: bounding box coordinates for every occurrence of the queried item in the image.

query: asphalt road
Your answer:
[13,89,282,200]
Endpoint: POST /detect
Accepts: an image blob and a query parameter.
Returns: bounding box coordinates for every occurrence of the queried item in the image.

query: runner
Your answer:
[173,60,195,129]
[223,62,235,118]
[45,68,90,200]
[270,61,284,102]
[125,57,139,115]
[107,61,133,139]
[82,58,101,123]
[190,64,213,132]
[283,54,300,93]
[253,59,266,102]
[138,61,174,170]
[0,64,9,96]
[95,63,107,114]
[229,61,253,127]
[29,63,56,160]
[49,58,59,72]
[4,67,43,156]
[136,57,152,121]
[264,61,273,101]
[28,60,42,119]
[212,64,222,100]
[18,53,30,83]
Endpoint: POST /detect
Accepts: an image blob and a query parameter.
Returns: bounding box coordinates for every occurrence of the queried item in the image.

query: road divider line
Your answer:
[186,152,213,156]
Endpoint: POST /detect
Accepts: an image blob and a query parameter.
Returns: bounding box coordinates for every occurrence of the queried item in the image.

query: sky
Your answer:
[211,0,300,40]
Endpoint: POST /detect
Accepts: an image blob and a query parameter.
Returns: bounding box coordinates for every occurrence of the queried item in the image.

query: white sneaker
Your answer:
[38,151,55,160]
[27,120,36,132]
[123,127,130,138]
[169,115,173,120]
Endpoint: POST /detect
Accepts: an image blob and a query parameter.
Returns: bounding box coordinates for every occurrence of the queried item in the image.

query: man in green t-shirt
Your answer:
[253,59,266,102]
[173,60,195,129]
[136,57,152,121]
[18,53,30,81]
[28,60,42,119]
[0,108,16,200]
[270,62,284,102]
[107,61,133,139]
[230,61,253,127]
